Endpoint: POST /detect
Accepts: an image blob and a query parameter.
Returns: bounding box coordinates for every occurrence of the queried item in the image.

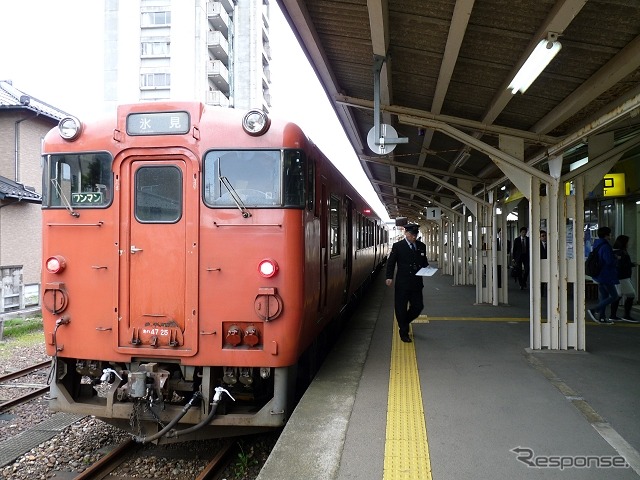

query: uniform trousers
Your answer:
[394,287,424,336]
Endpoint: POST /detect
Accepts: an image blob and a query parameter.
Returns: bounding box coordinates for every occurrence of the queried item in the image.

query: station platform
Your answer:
[257,265,640,480]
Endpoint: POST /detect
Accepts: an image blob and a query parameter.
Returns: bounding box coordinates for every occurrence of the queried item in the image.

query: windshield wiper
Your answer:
[51,178,80,217]
[219,176,252,218]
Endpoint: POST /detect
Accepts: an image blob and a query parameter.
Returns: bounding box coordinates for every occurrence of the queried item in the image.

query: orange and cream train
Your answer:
[41,102,388,443]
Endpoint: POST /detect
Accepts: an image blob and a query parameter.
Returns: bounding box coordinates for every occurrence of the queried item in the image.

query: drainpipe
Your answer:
[14,96,39,183]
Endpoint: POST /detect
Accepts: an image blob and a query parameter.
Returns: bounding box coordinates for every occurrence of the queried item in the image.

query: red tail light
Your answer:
[258,258,278,278]
[46,256,67,274]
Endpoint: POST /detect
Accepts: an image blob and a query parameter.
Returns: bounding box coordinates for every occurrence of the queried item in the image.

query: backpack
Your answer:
[585,244,603,277]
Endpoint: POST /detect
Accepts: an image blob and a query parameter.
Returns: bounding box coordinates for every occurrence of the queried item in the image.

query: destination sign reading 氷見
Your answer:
[126,111,190,136]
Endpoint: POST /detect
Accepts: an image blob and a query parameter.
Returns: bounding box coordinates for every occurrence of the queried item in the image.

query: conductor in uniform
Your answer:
[385,224,429,342]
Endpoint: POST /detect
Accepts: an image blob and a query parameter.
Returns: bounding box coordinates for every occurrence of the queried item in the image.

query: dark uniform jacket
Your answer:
[386,239,429,290]
[512,235,529,265]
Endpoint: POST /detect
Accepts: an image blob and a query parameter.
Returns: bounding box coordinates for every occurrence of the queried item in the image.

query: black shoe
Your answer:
[587,309,614,324]
[400,334,412,343]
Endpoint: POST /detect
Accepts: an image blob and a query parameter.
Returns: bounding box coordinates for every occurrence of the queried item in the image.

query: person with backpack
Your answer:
[610,235,638,322]
[587,226,619,324]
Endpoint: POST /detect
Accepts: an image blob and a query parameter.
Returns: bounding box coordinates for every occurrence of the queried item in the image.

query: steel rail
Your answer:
[72,438,138,480]
[0,360,50,383]
[195,440,235,480]
[0,386,49,412]
[0,360,52,412]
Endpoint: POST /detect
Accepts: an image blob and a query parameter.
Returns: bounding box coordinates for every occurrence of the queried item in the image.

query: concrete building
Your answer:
[103,0,272,114]
[0,81,69,312]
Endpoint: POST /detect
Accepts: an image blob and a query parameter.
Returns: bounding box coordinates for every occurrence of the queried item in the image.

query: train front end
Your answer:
[41,103,314,442]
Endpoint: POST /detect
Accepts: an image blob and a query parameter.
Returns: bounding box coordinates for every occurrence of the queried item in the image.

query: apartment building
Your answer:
[103,0,272,113]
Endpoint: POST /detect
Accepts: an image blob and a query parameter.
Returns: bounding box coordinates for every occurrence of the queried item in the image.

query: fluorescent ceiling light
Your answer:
[508,34,562,94]
[569,157,588,171]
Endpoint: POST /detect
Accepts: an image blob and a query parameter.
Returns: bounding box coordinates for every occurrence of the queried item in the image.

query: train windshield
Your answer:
[204,150,306,208]
[43,153,113,208]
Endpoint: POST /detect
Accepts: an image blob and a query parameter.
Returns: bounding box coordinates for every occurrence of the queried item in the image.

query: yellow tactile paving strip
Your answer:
[414,315,528,323]
[383,313,639,479]
[383,319,432,480]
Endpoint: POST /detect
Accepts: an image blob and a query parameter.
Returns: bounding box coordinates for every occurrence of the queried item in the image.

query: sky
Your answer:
[0,1,390,221]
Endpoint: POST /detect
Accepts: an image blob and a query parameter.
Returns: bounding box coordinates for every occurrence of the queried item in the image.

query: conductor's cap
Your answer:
[405,224,419,235]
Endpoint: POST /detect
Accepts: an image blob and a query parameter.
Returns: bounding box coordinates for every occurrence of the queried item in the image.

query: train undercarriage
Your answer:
[49,357,292,443]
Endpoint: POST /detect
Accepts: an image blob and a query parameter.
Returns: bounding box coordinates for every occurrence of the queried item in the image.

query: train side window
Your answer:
[135,166,182,223]
[44,153,113,208]
[203,150,281,207]
[307,156,315,212]
[330,195,340,256]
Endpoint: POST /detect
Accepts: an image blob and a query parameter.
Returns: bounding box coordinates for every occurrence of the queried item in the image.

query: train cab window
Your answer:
[283,150,306,207]
[43,153,113,208]
[134,166,182,223]
[204,150,281,207]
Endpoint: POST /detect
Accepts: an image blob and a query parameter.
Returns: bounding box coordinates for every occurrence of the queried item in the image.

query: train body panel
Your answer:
[41,102,387,441]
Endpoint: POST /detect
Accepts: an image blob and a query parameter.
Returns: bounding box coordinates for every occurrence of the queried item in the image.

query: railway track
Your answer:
[0,358,275,479]
[71,438,235,480]
[0,360,50,412]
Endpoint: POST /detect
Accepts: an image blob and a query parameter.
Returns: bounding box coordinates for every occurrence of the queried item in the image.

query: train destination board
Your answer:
[127,111,190,135]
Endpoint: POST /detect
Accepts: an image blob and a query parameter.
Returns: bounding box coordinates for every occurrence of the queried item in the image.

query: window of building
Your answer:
[141,11,171,27]
[141,41,170,57]
[140,73,171,88]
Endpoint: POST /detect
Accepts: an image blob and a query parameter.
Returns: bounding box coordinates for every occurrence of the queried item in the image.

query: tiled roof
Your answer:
[0,80,70,120]
[0,175,42,204]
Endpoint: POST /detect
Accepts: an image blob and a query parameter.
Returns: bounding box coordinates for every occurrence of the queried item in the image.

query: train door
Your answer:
[319,182,328,310]
[343,197,353,303]
[117,158,197,354]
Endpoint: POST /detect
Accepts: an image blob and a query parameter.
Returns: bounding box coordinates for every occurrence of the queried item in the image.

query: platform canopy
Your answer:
[277,0,640,220]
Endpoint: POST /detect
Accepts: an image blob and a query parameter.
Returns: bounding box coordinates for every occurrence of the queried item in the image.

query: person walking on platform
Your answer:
[512,227,529,290]
[540,230,548,260]
[587,227,618,325]
[385,224,429,343]
[610,235,638,322]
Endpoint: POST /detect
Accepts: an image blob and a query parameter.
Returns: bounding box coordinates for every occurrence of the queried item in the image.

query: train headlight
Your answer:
[242,109,271,136]
[258,258,279,278]
[58,116,82,141]
[46,255,67,274]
